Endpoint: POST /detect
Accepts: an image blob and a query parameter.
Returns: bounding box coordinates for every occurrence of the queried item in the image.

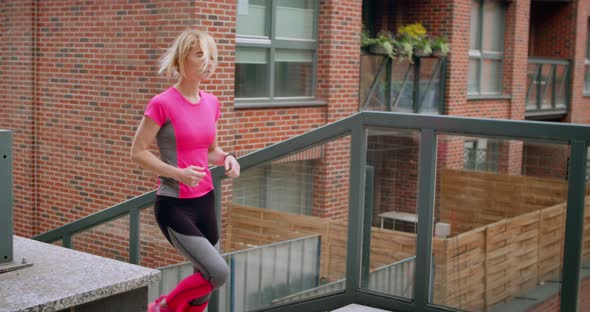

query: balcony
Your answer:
[360,53,446,115]
[525,58,570,119]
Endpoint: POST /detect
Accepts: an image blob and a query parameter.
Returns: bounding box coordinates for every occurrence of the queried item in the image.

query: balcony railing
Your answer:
[360,53,446,114]
[28,112,590,311]
[526,58,570,118]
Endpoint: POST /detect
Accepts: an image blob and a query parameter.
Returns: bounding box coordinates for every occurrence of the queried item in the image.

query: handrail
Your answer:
[34,190,156,243]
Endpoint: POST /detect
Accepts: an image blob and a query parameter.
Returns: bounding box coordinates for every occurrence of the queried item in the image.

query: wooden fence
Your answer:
[225,170,590,310]
[439,169,572,235]
[226,198,590,311]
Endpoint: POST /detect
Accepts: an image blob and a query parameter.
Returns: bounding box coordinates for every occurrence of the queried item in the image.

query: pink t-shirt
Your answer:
[144,87,221,199]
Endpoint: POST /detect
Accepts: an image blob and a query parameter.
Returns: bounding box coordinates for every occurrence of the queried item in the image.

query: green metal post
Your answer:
[414,129,437,308]
[209,176,222,312]
[0,130,13,265]
[129,208,140,264]
[536,64,542,110]
[413,57,421,113]
[63,233,72,249]
[345,124,367,300]
[551,64,557,109]
[560,140,588,312]
[439,58,447,114]
[361,165,374,288]
[386,58,392,111]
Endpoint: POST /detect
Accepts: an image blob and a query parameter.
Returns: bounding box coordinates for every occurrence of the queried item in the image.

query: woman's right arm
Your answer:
[131,117,205,187]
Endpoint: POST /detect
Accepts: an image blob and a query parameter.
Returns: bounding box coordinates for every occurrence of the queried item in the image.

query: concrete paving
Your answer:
[332,304,392,311]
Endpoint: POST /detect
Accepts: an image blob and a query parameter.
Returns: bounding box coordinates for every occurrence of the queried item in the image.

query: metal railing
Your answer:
[152,235,321,312]
[273,256,416,305]
[526,58,570,118]
[33,189,155,264]
[0,130,13,265]
[31,111,590,311]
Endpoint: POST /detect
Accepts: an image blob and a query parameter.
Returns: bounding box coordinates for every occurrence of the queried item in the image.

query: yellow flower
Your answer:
[397,23,427,39]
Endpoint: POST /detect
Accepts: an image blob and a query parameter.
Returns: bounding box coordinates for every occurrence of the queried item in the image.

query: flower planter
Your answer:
[369,44,389,55]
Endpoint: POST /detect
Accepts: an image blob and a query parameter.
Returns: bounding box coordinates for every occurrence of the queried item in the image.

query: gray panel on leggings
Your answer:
[167,228,229,289]
[155,119,180,197]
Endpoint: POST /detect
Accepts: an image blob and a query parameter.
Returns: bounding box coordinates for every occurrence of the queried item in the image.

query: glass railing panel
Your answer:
[361,127,420,300]
[554,64,568,109]
[221,135,351,311]
[360,54,388,111]
[391,60,414,113]
[70,214,131,262]
[526,63,539,110]
[138,205,186,269]
[540,64,555,109]
[433,135,570,312]
[418,57,443,114]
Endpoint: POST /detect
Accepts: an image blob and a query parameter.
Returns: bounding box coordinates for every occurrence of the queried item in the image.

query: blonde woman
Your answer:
[131,29,240,312]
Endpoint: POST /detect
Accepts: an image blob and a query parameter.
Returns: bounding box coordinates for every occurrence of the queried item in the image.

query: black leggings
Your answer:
[154,191,228,290]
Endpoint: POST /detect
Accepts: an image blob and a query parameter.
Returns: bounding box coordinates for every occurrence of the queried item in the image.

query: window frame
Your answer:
[467,0,506,99]
[235,0,324,108]
[464,138,500,172]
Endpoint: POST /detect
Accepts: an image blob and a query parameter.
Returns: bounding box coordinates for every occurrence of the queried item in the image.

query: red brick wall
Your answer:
[529,2,575,59]
[1,0,364,262]
[368,0,452,38]
[33,0,238,233]
[570,0,590,125]
[309,0,362,221]
[367,135,419,225]
[0,1,36,237]
[523,143,569,179]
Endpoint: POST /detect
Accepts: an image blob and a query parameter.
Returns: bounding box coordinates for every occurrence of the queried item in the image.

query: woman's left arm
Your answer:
[209,137,240,178]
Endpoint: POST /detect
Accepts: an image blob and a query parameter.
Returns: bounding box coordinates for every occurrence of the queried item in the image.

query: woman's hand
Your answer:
[224,155,240,178]
[176,166,206,187]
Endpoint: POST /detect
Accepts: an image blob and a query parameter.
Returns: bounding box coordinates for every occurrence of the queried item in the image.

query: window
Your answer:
[464,139,499,172]
[235,0,319,106]
[585,20,590,94]
[232,161,313,215]
[468,0,506,96]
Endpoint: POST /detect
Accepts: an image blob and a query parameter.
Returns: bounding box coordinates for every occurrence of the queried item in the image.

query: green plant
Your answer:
[413,36,433,56]
[361,26,375,47]
[432,36,450,57]
[393,33,414,63]
[361,23,450,62]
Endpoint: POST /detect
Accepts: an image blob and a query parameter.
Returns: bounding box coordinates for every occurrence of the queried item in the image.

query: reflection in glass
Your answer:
[236,0,267,37]
[433,135,570,311]
[274,49,313,97]
[275,0,315,40]
[364,128,420,299]
[235,47,269,98]
[225,137,351,309]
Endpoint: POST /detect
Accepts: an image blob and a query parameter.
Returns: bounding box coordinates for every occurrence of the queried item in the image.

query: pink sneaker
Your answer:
[148,295,173,312]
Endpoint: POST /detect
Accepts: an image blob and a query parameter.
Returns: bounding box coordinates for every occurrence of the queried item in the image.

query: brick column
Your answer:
[0,1,36,237]
[312,0,362,220]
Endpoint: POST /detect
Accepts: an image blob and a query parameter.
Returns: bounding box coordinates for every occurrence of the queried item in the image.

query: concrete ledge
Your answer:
[0,236,160,312]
